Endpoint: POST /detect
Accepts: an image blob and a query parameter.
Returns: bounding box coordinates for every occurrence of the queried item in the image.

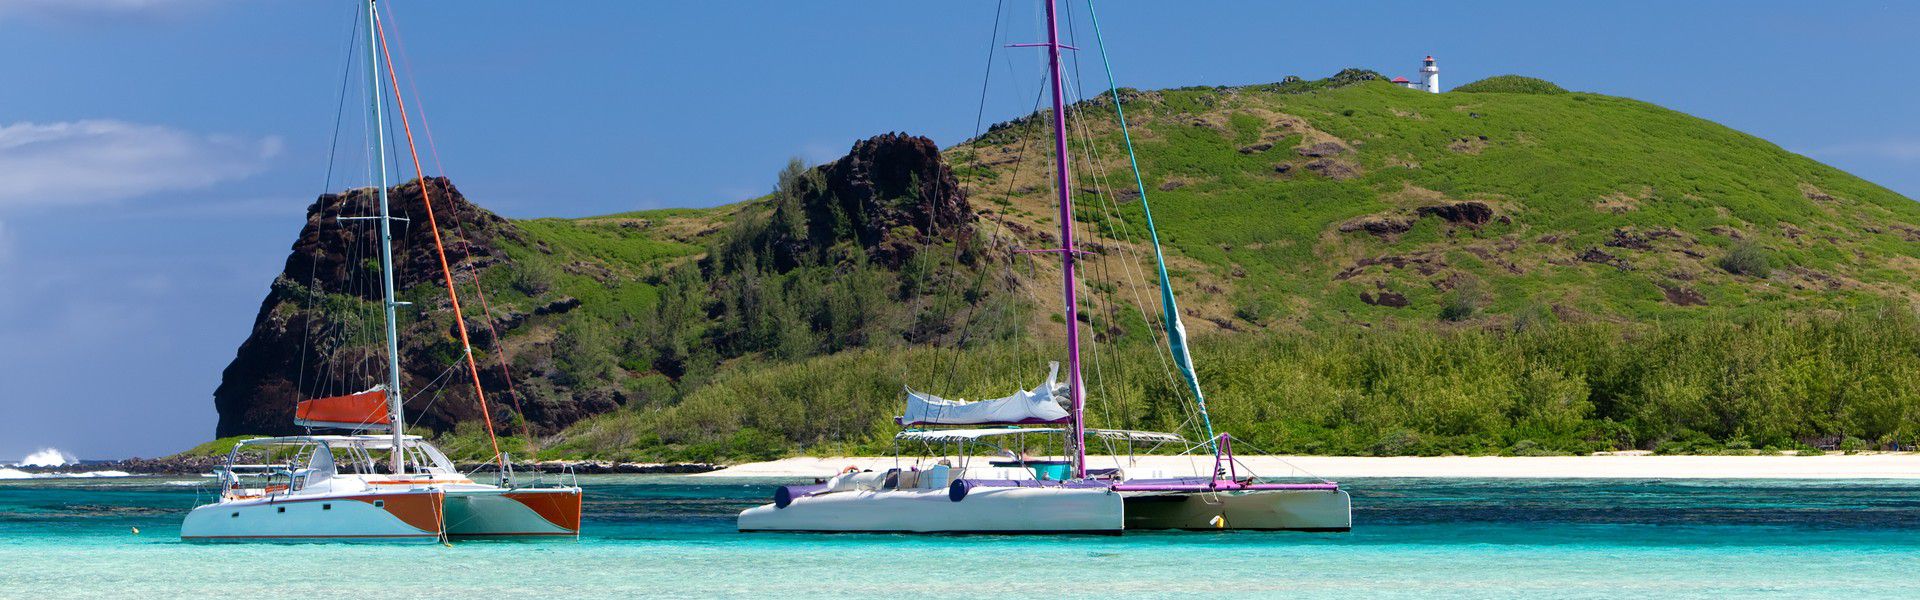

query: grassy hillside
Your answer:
[223,71,1920,460]
[528,74,1920,460]
[951,74,1920,334]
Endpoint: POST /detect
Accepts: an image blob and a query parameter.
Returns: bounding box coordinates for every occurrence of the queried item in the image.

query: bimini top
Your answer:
[895,428,1186,445]
[899,362,1071,426]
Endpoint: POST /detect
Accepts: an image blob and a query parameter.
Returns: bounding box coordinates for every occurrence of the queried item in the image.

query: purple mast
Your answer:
[1040,0,1087,478]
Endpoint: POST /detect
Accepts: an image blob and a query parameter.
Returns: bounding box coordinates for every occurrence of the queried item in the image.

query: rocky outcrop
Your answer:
[213,178,521,438]
[1360,290,1410,308]
[1339,214,1414,238]
[788,132,976,269]
[1418,201,1494,226]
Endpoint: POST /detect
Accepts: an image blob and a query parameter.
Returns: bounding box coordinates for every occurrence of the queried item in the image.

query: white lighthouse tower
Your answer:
[1420,55,1440,93]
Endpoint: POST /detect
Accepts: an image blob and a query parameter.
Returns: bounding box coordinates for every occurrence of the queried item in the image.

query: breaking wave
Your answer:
[2,448,129,479]
[18,448,76,467]
[0,467,132,479]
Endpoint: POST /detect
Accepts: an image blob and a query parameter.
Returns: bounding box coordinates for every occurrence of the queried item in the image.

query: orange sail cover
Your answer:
[294,388,392,430]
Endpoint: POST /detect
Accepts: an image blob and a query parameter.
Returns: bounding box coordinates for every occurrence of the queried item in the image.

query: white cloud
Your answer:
[0,120,281,209]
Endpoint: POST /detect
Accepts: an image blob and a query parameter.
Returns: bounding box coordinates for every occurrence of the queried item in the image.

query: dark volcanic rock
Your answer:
[789,132,976,269]
[1339,215,1414,238]
[214,178,523,438]
[1605,228,1655,250]
[1360,291,1410,307]
[534,296,582,316]
[1659,284,1708,306]
[1304,158,1359,180]
[1297,141,1348,158]
[1578,247,1632,271]
[1417,201,1494,226]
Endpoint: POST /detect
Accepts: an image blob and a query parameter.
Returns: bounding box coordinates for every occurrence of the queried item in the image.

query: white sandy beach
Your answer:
[694,452,1920,479]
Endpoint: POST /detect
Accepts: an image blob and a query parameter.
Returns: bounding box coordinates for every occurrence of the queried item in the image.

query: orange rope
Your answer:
[379,1,532,448]
[373,10,503,467]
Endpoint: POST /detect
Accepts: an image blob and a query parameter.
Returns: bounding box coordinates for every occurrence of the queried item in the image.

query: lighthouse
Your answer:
[1420,55,1440,93]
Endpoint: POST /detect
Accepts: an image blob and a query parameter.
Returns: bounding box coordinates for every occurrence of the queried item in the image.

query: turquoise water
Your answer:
[3,475,1918,598]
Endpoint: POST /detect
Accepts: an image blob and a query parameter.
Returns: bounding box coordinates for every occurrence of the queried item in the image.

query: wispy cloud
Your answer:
[1802,139,1920,162]
[0,120,281,210]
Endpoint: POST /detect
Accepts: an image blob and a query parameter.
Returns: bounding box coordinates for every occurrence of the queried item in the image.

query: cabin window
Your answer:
[322,503,332,511]
[276,506,285,513]
[373,500,385,508]
[230,512,238,518]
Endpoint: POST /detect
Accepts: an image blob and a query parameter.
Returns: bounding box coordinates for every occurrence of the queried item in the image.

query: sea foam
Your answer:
[18,448,76,467]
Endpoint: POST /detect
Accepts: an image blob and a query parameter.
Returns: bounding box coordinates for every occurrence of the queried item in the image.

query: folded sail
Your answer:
[293,386,392,430]
[899,363,1071,426]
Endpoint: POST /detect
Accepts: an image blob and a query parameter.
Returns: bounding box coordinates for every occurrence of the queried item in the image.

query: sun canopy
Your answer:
[895,428,1064,443]
[893,428,1186,445]
[293,387,392,430]
[898,363,1071,426]
[1085,429,1187,444]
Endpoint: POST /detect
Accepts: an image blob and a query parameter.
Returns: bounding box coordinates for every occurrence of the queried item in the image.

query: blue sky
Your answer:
[1,0,1915,460]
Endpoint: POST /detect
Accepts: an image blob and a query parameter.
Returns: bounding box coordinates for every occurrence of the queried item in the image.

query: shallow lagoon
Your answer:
[3,475,1916,598]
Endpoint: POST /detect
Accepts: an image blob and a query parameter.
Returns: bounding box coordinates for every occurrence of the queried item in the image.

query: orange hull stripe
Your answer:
[504,491,583,532]
[346,491,445,534]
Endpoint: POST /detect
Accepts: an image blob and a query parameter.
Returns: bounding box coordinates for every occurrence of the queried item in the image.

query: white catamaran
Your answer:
[182,0,581,542]
[738,0,1351,534]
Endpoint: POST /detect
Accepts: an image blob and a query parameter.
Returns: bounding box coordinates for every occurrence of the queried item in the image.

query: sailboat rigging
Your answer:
[738,0,1351,534]
[181,0,582,543]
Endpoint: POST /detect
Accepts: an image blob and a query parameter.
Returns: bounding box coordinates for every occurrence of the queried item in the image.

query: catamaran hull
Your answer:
[180,490,447,542]
[738,485,1124,533]
[1121,489,1352,532]
[443,487,583,538]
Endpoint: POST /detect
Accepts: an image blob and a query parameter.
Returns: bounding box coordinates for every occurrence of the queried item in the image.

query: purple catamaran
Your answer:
[737,0,1351,534]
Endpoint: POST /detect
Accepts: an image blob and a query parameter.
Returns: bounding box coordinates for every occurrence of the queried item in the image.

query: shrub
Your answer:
[1368,430,1427,456]
[1439,277,1485,322]
[1839,436,1867,455]
[1717,241,1772,277]
[1454,75,1567,95]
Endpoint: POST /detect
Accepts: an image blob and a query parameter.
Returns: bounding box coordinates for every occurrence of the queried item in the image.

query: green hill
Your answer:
[218,72,1920,461]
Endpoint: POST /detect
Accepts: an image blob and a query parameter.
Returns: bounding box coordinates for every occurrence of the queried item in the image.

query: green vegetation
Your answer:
[539,74,1920,459]
[549,311,1920,462]
[1718,241,1773,278]
[539,74,1920,460]
[172,435,265,458]
[1454,75,1569,95]
[241,71,1920,461]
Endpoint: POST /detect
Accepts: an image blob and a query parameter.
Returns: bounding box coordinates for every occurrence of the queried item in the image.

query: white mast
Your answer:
[365,0,407,474]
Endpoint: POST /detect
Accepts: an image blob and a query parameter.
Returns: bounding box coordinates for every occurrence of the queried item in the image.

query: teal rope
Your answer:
[1085,0,1217,451]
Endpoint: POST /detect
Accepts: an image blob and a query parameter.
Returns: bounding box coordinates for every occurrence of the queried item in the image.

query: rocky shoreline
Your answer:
[9,457,720,476]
